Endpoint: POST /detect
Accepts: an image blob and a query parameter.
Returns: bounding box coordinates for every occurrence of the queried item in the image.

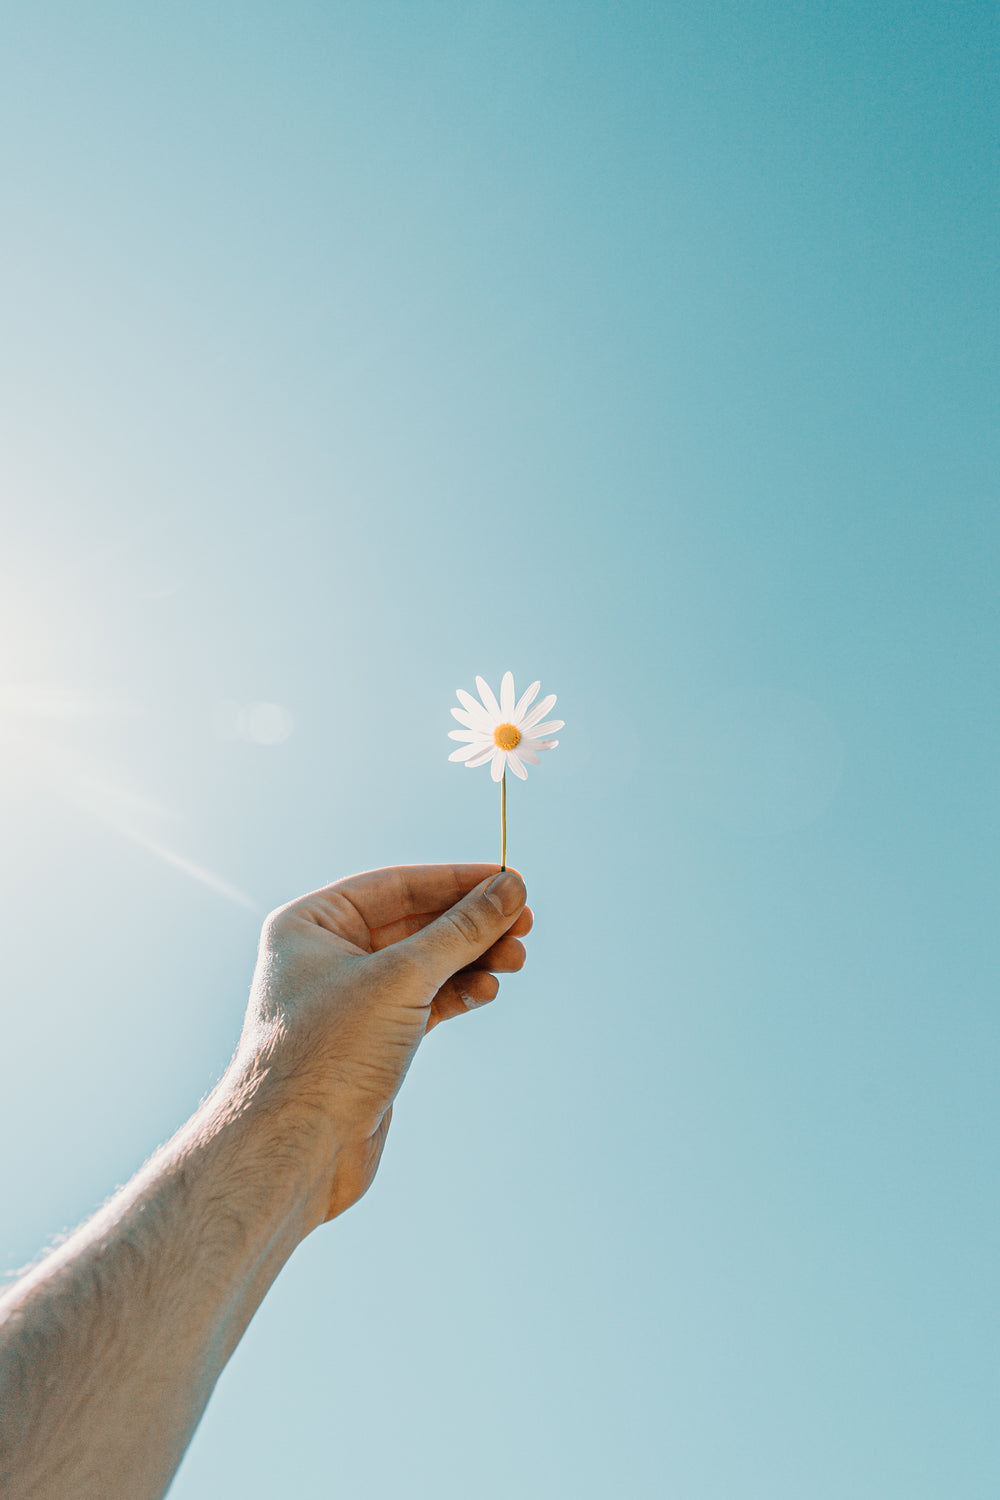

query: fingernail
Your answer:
[485,871,525,916]
[462,989,491,1010]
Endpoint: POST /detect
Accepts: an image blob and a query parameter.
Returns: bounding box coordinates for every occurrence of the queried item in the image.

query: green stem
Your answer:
[500,770,507,871]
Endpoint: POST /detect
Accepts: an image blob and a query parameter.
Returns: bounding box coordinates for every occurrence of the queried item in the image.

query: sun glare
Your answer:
[0,677,255,909]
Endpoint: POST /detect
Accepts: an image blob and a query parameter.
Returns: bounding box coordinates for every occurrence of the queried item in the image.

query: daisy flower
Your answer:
[447,672,564,782]
[447,672,564,867]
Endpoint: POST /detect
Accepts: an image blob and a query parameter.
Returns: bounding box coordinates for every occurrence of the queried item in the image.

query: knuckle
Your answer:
[444,904,487,948]
[261,902,299,944]
[261,909,284,941]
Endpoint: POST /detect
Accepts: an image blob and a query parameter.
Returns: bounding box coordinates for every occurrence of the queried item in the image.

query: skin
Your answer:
[0,862,530,1500]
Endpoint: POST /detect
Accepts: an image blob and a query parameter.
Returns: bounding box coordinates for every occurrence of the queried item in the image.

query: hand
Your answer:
[235,864,531,1223]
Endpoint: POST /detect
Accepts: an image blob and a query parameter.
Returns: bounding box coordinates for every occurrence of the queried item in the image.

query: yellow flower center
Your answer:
[493,722,521,751]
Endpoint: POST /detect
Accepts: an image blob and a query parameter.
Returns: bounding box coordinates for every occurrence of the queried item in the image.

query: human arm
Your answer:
[0,864,529,1499]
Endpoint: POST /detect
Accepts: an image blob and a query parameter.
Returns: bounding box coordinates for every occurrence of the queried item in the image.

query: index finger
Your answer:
[325,863,519,932]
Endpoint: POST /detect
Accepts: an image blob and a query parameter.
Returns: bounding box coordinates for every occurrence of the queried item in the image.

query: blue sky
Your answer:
[1,3,997,1496]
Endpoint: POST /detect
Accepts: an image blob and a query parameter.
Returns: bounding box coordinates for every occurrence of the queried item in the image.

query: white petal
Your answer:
[536,738,559,750]
[521,694,557,731]
[490,749,506,781]
[518,744,540,764]
[448,729,479,742]
[500,671,515,716]
[449,743,483,761]
[476,675,501,719]
[451,707,480,729]
[466,746,495,768]
[527,718,564,738]
[507,750,529,780]
[456,687,492,723]
[513,680,540,720]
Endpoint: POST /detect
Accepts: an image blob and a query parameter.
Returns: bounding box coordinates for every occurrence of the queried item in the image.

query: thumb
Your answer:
[401,871,526,988]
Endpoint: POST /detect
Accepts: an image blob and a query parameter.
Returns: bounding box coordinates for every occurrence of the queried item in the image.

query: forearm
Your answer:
[0,864,528,1496]
[0,1065,324,1500]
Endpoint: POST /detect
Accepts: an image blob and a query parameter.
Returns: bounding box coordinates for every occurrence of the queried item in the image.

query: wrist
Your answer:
[181,1062,327,1241]
[209,1045,373,1233]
